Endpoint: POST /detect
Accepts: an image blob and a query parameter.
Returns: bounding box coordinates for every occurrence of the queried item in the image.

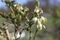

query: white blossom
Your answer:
[21,31,25,38]
[43,25,46,29]
[34,9,40,13]
[32,17,38,23]
[37,19,43,30]
[15,31,25,39]
[41,16,46,20]
[0,35,2,38]
[41,16,47,23]
[39,23,42,30]
[15,31,20,39]
[40,9,43,13]
[14,4,17,7]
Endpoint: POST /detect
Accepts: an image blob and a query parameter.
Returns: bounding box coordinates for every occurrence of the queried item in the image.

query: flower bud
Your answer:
[11,13,15,18]
[14,4,23,11]
[17,15,21,22]
[24,7,29,11]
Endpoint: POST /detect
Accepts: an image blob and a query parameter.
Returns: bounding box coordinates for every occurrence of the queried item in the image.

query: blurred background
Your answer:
[0,0,60,40]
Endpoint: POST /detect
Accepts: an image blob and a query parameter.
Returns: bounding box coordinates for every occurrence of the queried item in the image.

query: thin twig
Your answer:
[29,30,31,40]
[29,26,32,40]
[33,29,38,40]
[14,23,18,40]
[5,27,10,40]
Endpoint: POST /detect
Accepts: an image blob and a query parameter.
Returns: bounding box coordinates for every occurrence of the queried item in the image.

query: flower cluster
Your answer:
[31,3,47,30]
[0,0,47,40]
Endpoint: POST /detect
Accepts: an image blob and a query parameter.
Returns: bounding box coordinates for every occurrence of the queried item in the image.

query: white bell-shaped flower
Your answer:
[41,16,45,20]
[15,31,20,39]
[37,19,43,30]
[40,9,43,14]
[32,17,38,23]
[14,4,17,7]
[34,8,40,13]
[20,31,25,38]
[43,25,46,29]
[41,16,47,24]
[15,31,25,39]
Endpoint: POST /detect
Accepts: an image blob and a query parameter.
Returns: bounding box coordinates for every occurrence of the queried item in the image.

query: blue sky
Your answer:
[15,0,28,4]
[0,0,30,11]
[0,0,60,9]
[0,0,29,8]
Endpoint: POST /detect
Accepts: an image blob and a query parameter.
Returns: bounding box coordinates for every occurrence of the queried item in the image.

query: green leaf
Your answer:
[0,17,6,23]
